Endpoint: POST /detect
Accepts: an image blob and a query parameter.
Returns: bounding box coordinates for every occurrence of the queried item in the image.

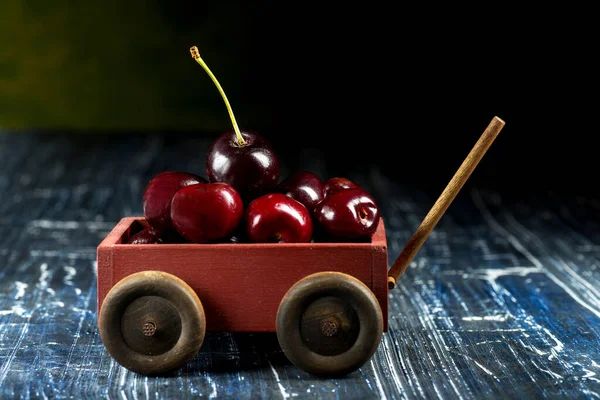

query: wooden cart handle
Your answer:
[387,116,505,290]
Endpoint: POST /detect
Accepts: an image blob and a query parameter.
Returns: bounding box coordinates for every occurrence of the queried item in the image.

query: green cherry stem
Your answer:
[190,46,246,146]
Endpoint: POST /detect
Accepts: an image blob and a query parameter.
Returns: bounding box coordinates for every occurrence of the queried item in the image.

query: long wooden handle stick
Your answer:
[387,116,505,290]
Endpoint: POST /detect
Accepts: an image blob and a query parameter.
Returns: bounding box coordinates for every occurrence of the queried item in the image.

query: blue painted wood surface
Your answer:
[1,132,599,399]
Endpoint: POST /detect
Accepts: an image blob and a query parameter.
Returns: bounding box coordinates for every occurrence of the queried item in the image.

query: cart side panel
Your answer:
[372,245,389,332]
[96,246,112,325]
[96,217,137,322]
[370,219,389,331]
[97,217,390,332]
[102,244,377,332]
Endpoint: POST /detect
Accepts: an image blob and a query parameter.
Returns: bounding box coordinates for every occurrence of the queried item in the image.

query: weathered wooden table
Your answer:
[1,132,599,399]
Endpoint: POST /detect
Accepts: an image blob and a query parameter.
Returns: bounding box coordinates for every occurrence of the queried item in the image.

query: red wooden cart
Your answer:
[96,117,504,376]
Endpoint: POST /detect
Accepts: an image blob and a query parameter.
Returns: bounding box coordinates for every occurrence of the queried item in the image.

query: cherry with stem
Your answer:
[190,46,280,202]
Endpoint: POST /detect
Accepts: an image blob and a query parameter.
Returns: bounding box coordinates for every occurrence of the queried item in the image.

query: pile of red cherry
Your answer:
[128,130,380,245]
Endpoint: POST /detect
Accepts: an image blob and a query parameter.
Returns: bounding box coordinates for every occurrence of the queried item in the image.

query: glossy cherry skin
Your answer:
[314,188,380,240]
[323,177,361,197]
[278,171,325,214]
[206,130,280,202]
[143,171,207,232]
[170,183,243,243]
[127,227,163,244]
[245,193,313,243]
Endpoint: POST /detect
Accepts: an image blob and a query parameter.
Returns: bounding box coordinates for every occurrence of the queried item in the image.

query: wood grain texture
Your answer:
[1,132,600,399]
[276,271,384,377]
[98,270,206,376]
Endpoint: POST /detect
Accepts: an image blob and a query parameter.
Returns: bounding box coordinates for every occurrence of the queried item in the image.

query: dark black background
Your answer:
[160,2,597,198]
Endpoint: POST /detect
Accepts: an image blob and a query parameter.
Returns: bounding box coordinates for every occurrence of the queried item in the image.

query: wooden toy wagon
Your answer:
[96,117,504,377]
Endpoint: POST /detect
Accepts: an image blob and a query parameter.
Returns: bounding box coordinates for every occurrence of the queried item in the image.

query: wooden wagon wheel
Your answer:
[276,271,383,377]
[98,271,206,375]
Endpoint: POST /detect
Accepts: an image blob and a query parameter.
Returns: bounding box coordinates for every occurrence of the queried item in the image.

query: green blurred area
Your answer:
[0,0,266,131]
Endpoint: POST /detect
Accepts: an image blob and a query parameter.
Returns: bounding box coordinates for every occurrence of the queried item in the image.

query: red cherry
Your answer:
[323,177,361,197]
[206,131,280,203]
[314,188,380,240]
[143,171,207,232]
[278,171,325,214]
[170,183,243,243]
[127,227,163,244]
[245,193,313,243]
[189,48,280,203]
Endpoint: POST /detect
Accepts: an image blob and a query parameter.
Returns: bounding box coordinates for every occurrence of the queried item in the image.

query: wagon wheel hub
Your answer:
[121,295,183,356]
[142,321,157,336]
[299,296,360,356]
[320,319,339,337]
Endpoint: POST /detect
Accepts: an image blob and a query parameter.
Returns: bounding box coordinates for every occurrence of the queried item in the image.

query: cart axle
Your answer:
[142,321,157,336]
